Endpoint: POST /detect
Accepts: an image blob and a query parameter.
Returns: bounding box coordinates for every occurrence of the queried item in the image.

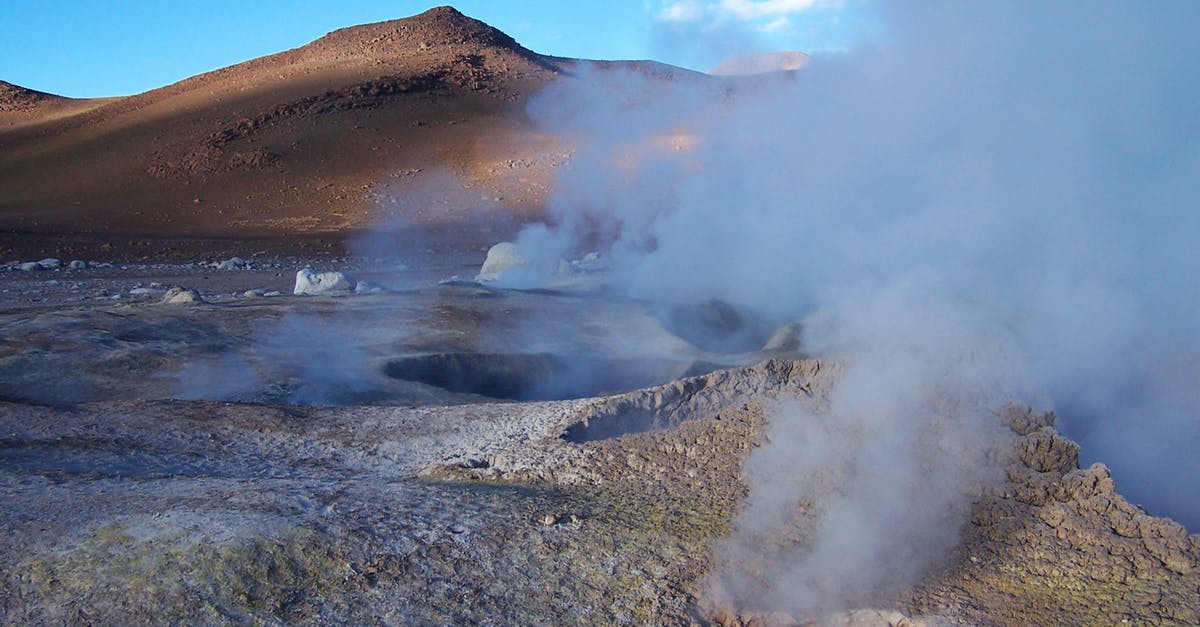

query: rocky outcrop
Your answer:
[910,403,1200,625]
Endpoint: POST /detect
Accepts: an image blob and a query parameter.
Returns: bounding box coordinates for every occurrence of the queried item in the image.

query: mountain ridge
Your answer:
[0,6,579,242]
[0,5,708,256]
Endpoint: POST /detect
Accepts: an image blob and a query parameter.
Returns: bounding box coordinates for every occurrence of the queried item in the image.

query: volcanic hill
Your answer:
[0,6,697,258]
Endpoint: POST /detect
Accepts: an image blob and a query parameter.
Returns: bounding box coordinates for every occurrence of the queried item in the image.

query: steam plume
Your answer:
[512,0,1200,614]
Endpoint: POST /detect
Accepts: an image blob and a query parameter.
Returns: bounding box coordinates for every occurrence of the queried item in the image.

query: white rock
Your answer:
[354,280,384,294]
[293,268,356,295]
[476,242,527,282]
[69,260,88,270]
[217,257,247,271]
[129,287,156,297]
[571,251,608,272]
[243,288,266,298]
[18,262,40,272]
[37,258,61,270]
[161,287,202,305]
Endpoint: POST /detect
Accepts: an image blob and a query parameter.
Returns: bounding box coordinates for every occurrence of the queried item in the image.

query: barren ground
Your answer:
[0,251,1196,626]
[1,6,1197,625]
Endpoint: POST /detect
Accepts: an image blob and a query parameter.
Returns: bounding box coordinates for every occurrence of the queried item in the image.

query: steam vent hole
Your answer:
[560,405,668,443]
[383,353,692,401]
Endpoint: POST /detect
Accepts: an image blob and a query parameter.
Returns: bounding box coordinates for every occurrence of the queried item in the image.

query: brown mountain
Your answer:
[0,6,696,253]
[1,80,65,113]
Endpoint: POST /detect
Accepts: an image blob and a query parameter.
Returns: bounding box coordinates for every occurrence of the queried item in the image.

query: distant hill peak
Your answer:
[308,5,528,58]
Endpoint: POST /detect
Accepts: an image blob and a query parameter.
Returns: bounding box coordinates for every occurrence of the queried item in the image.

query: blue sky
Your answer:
[0,1,873,98]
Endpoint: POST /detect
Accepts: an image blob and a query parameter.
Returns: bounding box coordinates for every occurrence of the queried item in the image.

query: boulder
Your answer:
[217,257,247,271]
[476,242,526,282]
[160,287,203,305]
[17,262,40,272]
[36,258,61,270]
[293,268,356,295]
[354,280,385,294]
[69,260,89,270]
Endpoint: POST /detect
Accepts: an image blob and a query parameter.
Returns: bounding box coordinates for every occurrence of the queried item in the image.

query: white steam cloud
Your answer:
[513,0,1200,615]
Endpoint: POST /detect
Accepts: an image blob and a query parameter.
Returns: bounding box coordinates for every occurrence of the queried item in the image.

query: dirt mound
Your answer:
[924,404,1200,625]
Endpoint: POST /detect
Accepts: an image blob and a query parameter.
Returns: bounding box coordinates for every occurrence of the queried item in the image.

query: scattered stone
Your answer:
[217,257,247,271]
[243,289,266,298]
[448,523,468,534]
[17,262,40,272]
[68,260,88,270]
[263,290,281,297]
[538,513,579,526]
[36,258,61,270]
[129,287,156,297]
[354,280,384,294]
[160,287,203,305]
[294,268,356,295]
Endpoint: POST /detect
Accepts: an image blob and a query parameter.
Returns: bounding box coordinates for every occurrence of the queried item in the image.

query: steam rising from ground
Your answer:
[512,0,1200,615]
[176,309,397,406]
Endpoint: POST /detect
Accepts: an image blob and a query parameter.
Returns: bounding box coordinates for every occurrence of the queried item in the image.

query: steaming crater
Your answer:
[659,299,775,354]
[383,352,723,401]
[0,283,755,407]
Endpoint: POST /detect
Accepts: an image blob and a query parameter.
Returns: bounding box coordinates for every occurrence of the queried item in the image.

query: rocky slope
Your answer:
[0,81,64,113]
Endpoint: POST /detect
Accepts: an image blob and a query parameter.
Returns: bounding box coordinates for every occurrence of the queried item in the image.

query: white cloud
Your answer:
[657,0,842,26]
[719,0,841,20]
[761,15,794,33]
[659,0,705,22]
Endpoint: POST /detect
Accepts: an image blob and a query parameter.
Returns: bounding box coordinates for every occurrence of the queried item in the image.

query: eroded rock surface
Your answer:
[0,362,1195,625]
